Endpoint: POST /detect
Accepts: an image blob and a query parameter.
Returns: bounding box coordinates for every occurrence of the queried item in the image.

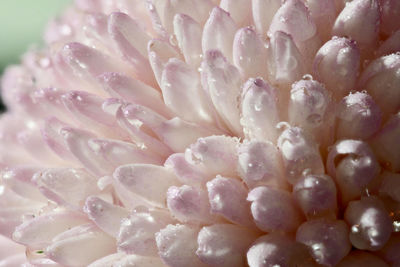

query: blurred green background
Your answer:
[0,0,72,74]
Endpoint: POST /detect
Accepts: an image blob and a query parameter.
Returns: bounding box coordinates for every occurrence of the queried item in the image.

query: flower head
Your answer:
[1,0,400,266]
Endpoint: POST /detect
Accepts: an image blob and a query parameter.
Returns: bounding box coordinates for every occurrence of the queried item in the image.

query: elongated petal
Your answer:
[46,224,116,267]
[184,135,239,178]
[296,219,351,266]
[207,176,254,227]
[99,72,168,116]
[252,0,281,37]
[248,186,303,232]
[312,37,360,100]
[167,185,217,224]
[114,164,179,208]
[61,127,113,176]
[288,78,333,146]
[201,50,243,135]
[117,208,175,256]
[247,233,315,267]
[306,0,336,41]
[241,78,280,142]
[327,140,381,203]
[13,210,88,249]
[84,196,129,237]
[156,224,207,267]
[357,54,400,117]
[238,140,286,189]
[196,224,258,267]
[332,0,380,55]
[277,127,324,185]
[376,30,400,57]
[336,92,382,140]
[379,171,400,202]
[345,197,392,251]
[370,112,400,172]
[34,168,99,207]
[233,27,267,79]
[269,0,320,66]
[164,153,208,186]
[293,174,337,218]
[267,31,305,86]
[380,0,400,36]
[161,58,216,125]
[202,7,237,61]
[173,14,203,67]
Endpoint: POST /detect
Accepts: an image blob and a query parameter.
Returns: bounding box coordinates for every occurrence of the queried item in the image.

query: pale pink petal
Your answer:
[332,0,380,56]
[269,0,321,67]
[201,50,243,135]
[248,186,304,232]
[288,78,334,147]
[112,254,168,267]
[336,92,382,140]
[370,112,400,172]
[84,196,129,237]
[87,253,126,267]
[380,0,400,36]
[345,197,392,251]
[184,135,239,178]
[277,127,324,185]
[113,164,180,208]
[156,224,207,267]
[173,14,202,67]
[233,27,268,79]
[379,171,400,202]
[252,0,282,37]
[108,12,155,86]
[12,210,88,249]
[207,176,254,227]
[0,235,26,259]
[296,219,351,266]
[34,168,99,207]
[0,254,27,267]
[376,30,400,57]
[202,7,237,62]
[161,58,216,125]
[196,224,258,267]
[220,0,251,27]
[267,31,305,86]
[61,127,113,176]
[241,78,280,142]
[87,138,164,166]
[148,39,181,87]
[1,166,46,202]
[247,233,315,267]
[46,224,116,267]
[293,174,337,218]
[306,0,337,41]
[313,37,360,100]
[117,208,175,256]
[237,140,287,190]
[99,72,169,116]
[164,153,209,186]
[167,185,218,224]
[327,140,381,203]
[357,54,400,118]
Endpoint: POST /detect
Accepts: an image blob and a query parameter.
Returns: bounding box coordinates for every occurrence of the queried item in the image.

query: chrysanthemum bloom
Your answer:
[1,0,400,266]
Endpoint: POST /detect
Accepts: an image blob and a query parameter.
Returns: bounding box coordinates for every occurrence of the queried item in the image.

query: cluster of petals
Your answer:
[1,0,400,266]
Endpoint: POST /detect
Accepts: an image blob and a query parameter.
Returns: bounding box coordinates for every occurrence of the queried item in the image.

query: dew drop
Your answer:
[351,224,360,233]
[276,121,290,131]
[302,74,313,80]
[393,221,400,232]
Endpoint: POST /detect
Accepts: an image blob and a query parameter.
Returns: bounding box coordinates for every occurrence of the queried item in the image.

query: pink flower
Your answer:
[1,0,400,266]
